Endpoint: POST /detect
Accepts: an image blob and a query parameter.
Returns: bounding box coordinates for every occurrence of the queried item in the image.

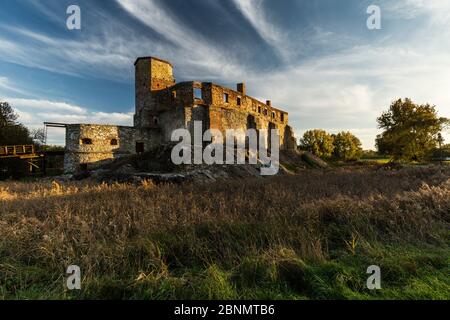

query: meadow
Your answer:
[0,165,449,299]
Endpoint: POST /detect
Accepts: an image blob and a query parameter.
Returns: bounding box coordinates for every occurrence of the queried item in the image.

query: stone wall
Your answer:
[133,57,295,150]
[147,79,295,147]
[205,83,293,149]
[64,124,135,173]
[134,57,175,128]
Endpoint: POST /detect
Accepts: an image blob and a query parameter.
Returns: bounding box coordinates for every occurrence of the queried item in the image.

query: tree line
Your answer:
[0,101,59,178]
[299,98,449,162]
[300,129,363,161]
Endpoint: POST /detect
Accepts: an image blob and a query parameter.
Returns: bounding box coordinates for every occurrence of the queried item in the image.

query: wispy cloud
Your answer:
[6,98,86,114]
[231,0,291,61]
[0,1,246,83]
[115,0,249,79]
[232,0,280,43]
[0,77,29,96]
[382,0,450,21]
[0,25,138,80]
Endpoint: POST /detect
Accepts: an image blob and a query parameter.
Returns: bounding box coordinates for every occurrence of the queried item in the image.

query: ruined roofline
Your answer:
[244,95,288,116]
[134,56,173,67]
[65,123,134,128]
[168,81,289,116]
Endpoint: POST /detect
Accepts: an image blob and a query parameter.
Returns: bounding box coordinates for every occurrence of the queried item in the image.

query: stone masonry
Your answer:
[63,57,296,173]
[64,124,135,172]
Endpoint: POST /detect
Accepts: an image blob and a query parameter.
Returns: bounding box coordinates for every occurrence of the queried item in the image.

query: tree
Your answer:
[31,128,46,145]
[0,101,33,145]
[376,98,448,162]
[0,101,35,178]
[431,143,450,160]
[332,131,363,161]
[0,101,17,126]
[300,129,334,158]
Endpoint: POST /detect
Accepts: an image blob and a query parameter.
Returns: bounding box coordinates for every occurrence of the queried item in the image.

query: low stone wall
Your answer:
[64,124,135,173]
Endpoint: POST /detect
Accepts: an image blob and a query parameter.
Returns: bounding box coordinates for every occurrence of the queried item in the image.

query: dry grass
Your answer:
[0,165,449,299]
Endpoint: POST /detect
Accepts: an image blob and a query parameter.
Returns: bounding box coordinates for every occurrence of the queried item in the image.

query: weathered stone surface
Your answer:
[64,124,135,173]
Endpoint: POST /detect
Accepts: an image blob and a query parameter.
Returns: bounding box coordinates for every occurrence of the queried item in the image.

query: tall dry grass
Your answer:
[0,165,449,299]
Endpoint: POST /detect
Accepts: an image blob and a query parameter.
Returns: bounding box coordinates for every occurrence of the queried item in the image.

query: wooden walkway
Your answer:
[0,145,42,159]
[0,145,46,173]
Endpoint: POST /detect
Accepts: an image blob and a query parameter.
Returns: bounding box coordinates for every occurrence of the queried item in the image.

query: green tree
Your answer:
[0,101,33,145]
[0,101,18,125]
[300,129,334,158]
[376,98,448,162]
[332,131,363,161]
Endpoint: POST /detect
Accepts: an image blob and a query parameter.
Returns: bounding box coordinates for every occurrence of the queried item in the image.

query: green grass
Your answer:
[359,158,391,164]
[2,243,448,300]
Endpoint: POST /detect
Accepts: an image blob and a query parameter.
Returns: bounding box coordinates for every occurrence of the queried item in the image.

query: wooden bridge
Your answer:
[0,145,65,175]
[0,145,40,159]
[1,123,68,176]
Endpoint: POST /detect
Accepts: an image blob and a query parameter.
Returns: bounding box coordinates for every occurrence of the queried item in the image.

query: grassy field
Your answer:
[0,165,449,300]
[359,158,391,164]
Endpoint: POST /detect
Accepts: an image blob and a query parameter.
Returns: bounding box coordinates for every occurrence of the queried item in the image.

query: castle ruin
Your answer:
[64,57,296,173]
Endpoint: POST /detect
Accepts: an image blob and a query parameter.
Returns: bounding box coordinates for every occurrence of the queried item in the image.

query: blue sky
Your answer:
[0,0,449,148]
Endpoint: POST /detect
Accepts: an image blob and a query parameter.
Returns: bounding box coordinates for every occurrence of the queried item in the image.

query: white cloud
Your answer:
[0,76,28,95]
[88,112,134,126]
[0,26,136,79]
[115,0,248,79]
[383,0,450,21]
[232,1,280,45]
[231,0,295,62]
[252,44,450,148]
[7,98,86,114]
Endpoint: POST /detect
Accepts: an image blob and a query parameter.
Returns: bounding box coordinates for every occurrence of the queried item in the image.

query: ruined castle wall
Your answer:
[153,82,197,142]
[134,59,152,128]
[150,59,175,91]
[64,124,135,173]
[206,84,294,149]
[159,106,186,142]
[135,57,175,128]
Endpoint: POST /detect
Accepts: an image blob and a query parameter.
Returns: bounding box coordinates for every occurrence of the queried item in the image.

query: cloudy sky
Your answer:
[0,0,449,148]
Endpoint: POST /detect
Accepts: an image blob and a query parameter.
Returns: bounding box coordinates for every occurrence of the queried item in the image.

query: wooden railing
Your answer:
[0,145,35,158]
